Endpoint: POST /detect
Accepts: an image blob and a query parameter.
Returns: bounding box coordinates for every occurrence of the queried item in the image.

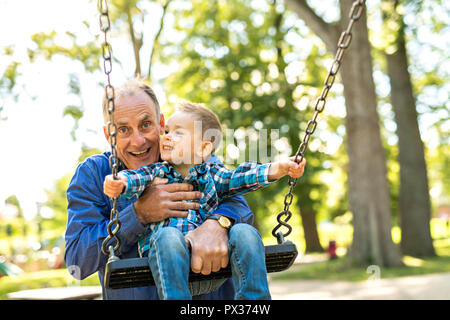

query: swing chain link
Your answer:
[272,0,366,243]
[99,0,122,256]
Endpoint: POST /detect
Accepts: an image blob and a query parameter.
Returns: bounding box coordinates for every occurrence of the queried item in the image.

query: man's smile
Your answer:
[129,147,151,157]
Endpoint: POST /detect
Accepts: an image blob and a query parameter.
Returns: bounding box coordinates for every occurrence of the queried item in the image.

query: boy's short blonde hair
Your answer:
[177,101,222,153]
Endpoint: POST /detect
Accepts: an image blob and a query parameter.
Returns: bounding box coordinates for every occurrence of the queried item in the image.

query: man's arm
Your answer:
[65,157,147,280]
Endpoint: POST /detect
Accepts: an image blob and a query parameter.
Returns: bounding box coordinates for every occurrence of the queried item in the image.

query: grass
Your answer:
[271,239,450,282]
[0,268,100,300]
[1,220,448,298]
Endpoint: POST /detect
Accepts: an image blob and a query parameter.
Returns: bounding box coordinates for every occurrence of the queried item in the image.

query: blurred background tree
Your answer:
[0,0,448,272]
[284,0,403,266]
[379,0,435,257]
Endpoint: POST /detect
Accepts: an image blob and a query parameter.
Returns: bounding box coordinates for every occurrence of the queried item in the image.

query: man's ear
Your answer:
[103,126,109,142]
[159,113,165,135]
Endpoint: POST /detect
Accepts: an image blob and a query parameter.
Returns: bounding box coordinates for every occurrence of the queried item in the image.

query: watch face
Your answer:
[219,216,231,228]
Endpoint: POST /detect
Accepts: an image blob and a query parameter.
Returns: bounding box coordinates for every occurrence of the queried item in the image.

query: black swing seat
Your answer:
[104,241,298,290]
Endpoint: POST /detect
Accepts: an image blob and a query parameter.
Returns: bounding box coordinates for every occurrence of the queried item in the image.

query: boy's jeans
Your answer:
[147,223,271,300]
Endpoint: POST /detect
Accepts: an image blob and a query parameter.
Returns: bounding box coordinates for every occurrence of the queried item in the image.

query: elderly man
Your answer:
[64,79,254,299]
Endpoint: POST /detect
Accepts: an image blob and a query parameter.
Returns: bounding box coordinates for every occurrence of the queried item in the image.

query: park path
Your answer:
[269,272,450,300]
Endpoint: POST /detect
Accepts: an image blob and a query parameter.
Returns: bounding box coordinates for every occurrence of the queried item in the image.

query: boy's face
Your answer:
[161,111,204,166]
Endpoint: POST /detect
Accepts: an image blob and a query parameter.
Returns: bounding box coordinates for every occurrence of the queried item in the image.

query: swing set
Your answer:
[97,0,366,290]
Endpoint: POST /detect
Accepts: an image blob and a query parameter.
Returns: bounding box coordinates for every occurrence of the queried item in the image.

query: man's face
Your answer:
[104,91,164,170]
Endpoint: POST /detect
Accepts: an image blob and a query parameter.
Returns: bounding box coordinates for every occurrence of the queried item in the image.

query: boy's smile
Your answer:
[160,111,203,171]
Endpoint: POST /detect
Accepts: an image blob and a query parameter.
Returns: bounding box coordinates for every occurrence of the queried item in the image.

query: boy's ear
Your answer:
[201,141,213,159]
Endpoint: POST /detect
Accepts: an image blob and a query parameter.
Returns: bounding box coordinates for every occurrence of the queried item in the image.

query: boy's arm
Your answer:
[211,162,274,199]
[211,157,306,199]
[120,165,159,199]
[213,195,254,225]
[205,156,253,225]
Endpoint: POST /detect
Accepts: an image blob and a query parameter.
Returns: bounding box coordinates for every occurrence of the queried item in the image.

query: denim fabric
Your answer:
[147,224,271,300]
[228,224,271,300]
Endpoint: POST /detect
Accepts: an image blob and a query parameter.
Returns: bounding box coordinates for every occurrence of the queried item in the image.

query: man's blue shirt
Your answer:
[64,152,254,300]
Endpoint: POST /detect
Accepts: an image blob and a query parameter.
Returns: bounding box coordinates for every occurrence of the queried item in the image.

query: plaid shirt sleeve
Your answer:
[209,162,275,199]
[120,163,161,199]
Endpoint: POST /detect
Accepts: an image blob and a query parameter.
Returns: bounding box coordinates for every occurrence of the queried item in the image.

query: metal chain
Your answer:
[98,0,122,256]
[272,0,366,244]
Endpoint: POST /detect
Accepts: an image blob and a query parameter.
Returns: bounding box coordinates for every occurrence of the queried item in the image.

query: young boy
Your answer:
[104,101,306,300]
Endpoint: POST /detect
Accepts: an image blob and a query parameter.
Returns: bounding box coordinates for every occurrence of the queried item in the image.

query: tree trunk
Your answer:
[299,206,324,252]
[338,0,402,267]
[285,0,403,266]
[385,19,435,257]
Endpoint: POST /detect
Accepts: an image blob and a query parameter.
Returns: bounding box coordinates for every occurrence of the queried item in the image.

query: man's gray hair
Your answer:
[102,78,160,122]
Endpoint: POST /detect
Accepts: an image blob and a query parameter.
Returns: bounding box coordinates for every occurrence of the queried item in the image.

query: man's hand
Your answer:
[185,219,229,275]
[133,178,202,225]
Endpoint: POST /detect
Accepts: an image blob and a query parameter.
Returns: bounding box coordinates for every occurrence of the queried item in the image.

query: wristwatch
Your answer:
[206,214,233,230]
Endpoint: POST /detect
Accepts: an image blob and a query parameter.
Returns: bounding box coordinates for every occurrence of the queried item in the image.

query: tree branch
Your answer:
[148,0,172,80]
[125,3,142,77]
[284,0,339,52]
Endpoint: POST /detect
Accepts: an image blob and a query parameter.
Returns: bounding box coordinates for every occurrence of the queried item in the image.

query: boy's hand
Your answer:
[286,156,306,178]
[103,173,127,198]
[269,156,307,180]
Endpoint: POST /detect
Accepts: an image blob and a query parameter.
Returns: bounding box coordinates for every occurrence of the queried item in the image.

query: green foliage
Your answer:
[373,0,450,216]
[0,57,20,120]
[2,25,103,138]
[40,173,73,241]
[63,105,83,121]
[0,269,100,300]
[29,31,101,72]
[4,195,24,219]
[41,146,103,240]
[159,0,350,241]
[78,145,104,163]
[1,61,20,92]
[63,74,85,140]
[0,196,29,244]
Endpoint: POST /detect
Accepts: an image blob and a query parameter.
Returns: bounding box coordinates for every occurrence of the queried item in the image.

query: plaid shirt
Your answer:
[119,161,273,257]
